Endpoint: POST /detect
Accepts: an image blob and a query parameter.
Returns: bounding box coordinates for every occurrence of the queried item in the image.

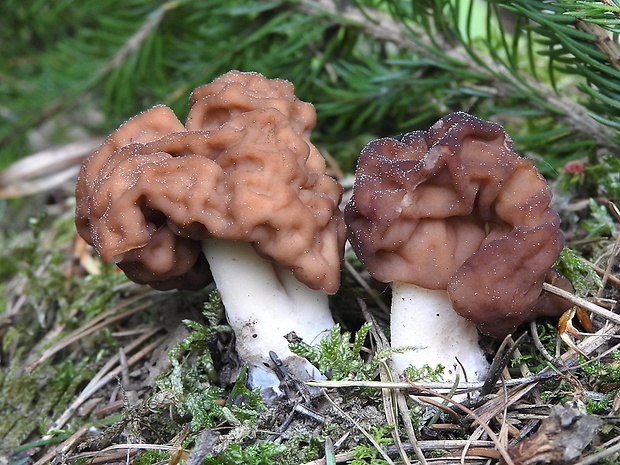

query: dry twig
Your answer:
[542,283,620,326]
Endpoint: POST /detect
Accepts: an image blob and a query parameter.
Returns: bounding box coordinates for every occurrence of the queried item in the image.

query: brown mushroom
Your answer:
[76,72,345,392]
[186,70,316,137]
[345,112,571,382]
[75,105,209,290]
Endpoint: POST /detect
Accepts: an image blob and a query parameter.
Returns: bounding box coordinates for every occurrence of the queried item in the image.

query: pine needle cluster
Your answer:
[2,0,619,172]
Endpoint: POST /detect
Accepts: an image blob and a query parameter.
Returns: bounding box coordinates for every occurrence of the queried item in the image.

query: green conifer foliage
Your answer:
[2,0,619,171]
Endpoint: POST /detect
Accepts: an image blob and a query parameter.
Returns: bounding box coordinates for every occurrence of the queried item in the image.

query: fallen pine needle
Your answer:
[44,328,165,438]
[321,389,397,465]
[306,375,550,392]
[403,377,516,465]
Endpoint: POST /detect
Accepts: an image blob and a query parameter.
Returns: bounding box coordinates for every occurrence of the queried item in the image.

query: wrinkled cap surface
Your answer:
[76,73,344,293]
[345,111,569,337]
[187,71,328,175]
[187,70,316,138]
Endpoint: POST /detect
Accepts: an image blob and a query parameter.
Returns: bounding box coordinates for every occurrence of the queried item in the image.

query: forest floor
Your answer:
[1,144,620,465]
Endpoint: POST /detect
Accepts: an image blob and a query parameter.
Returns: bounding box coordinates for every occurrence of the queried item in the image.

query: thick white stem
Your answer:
[201,237,335,393]
[390,282,489,383]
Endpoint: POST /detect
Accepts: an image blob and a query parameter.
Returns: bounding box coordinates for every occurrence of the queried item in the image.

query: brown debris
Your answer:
[504,404,602,465]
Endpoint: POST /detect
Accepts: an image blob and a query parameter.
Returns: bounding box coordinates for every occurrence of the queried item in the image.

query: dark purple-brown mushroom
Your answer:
[345,112,571,382]
[76,71,345,392]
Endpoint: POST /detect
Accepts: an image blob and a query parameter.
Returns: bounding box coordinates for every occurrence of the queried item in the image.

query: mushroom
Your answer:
[344,112,571,383]
[76,72,345,393]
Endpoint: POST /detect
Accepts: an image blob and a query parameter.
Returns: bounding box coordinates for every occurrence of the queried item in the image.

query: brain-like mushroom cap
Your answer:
[76,74,344,294]
[187,70,316,138]
[186,71,327,175]
[345,112,570,337]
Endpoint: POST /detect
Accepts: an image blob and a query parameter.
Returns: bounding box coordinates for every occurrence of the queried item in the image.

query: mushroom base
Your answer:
[390,282,489,384]
[201,237,335,394]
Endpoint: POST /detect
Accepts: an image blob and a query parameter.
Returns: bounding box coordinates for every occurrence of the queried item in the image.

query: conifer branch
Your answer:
[294,0,619,151]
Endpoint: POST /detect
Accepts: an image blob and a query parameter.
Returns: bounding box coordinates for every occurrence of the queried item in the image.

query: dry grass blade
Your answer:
[0,139,103,198]
[345,259,390,314]
[32,426,91,465]
[557,324,620,374]
[597,201,620,296]
[322,389,398,465]
[530,320,557,364]
[572,440,620,465]
[301,441,497,465]
[468,384,538,426]
[73,443,182,465]
[44,328,165,438]
[361,299,426,465]
[306,377,545,392]
[481,333,528,396]
[576,256,620,287]
[380,362,413,465]
[26,292,154,372]
[418,396,460,424]
[404,378,516,465]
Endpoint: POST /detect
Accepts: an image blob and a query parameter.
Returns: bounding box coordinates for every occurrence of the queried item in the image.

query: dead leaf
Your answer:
[558,307,590,358]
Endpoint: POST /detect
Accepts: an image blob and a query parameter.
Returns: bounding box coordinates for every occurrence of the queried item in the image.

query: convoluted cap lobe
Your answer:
[187,70,316,138]
[345,112,569,337]
[76,72,344,293]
